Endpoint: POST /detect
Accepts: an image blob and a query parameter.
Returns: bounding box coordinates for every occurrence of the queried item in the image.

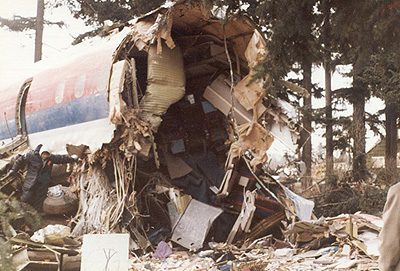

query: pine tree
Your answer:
[319,0,334,176]
[251,0,319,187]
[372,1,400,184]
[0,193,42,271]
[345,0,400,184]
[330,0,379,182]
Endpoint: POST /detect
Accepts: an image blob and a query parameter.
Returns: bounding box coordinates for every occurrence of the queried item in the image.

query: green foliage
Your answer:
[0,237,16,271]
[361,53,400,105]
[0,193,42,271]
[0,15,64,32]
[365,111,384,137]
[0,193,42,237]
[53,0,165,27]
[259,0,319,83]
[0,16,36,32]
[372,0,400,54]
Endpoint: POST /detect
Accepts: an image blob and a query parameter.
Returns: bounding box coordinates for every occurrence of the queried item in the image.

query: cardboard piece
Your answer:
[203,75,266,125]
[81,233,130,271]
[233,73,265,112]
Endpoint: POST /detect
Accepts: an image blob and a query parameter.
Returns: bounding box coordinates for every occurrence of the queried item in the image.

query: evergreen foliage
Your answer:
[0,192,42,236]
[0,237,16,271]
[53,0,165,26]
[0,193,42,271]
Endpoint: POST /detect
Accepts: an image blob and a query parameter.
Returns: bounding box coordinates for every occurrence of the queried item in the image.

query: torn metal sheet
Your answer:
[277,80,310,98]
[233,72,265,112]
[163,150,193,179]
[171,199,223,251]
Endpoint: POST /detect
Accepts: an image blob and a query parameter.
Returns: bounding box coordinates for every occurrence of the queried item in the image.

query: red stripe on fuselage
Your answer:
[25,46,114,114]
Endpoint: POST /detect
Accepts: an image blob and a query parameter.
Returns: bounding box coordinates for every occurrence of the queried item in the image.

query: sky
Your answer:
[0,0,93,88]
[0,0,384,154]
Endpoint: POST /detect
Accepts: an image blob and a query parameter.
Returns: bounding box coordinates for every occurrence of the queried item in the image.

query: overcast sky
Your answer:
[0,0,93,88]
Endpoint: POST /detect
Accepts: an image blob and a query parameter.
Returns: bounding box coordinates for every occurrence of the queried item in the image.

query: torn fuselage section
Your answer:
[75,1,309,251]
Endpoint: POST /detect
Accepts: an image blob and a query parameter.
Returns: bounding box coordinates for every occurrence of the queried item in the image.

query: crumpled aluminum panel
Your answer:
[171,199,223,251]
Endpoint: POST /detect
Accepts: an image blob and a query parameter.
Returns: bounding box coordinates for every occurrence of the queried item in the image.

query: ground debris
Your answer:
[127,236,379,271]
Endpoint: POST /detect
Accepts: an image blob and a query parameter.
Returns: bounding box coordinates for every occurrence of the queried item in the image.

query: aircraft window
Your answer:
[55,80,66,104]
[97,66,109,92]
[75,73,86,98]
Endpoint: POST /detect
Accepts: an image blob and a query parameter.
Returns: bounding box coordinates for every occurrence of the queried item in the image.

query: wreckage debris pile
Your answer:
[126,213,381,271]
[7,213,381,271]
[3,160,383,271]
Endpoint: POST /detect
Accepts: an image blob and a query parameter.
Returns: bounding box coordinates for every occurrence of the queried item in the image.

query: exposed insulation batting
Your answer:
[244,31,267,68]
[233,72,265,112]
[233,31,267,112]
[140,41,185,128]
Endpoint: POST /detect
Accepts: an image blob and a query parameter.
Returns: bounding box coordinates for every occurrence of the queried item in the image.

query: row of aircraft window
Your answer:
[54,66,109,104]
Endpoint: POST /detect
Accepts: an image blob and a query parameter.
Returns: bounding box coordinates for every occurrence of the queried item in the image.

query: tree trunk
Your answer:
[385,102,398,184]
[351,79,367,182]
[325,61,334,176]
[323,0,333,177]
[301,61,312,188]
[34,0,44,63]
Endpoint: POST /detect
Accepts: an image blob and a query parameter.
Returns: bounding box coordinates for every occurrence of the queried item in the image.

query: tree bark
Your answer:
[323,0,333,177]
[301,61,312,188]
[385,102,398,184]
[325,61,334,176]
[34,0,44,63]
[351,78,367,182]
